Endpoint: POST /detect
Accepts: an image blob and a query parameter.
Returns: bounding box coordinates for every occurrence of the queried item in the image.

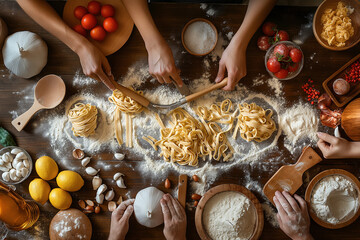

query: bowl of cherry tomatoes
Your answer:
[265,41,304,80]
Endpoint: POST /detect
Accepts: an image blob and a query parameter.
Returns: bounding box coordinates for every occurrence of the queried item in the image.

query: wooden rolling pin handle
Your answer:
[294,146,323,175]
[111,81,150,107]
[11,102,41,132]
[185,78,228,103]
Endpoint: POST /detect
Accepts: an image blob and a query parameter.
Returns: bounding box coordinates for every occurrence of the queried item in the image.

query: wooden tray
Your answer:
[323,53,360,107]
[195,184,263,240]
[63,0,134,56]
[305,169,360,229]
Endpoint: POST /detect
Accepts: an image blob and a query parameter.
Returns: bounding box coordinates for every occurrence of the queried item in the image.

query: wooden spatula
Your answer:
[263,146,322,206]
[177,175,188,208]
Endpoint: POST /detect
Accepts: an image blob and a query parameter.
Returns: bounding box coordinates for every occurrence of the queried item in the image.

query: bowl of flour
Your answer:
[305,169,360,229]
[195,184,264,240]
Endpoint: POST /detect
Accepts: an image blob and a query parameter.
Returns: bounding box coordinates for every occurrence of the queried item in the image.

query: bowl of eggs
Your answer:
[313,0,360,51]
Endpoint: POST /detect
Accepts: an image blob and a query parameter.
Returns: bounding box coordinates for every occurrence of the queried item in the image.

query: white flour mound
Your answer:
[203,191,256,240]
[311,175,359,224]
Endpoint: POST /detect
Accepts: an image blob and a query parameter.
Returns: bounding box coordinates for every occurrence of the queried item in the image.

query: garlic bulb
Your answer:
[134,187,165,228]
[2,31,47,78]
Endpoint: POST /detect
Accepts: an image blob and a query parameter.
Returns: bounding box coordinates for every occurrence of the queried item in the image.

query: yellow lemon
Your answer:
[35,156,58,180]
[49,188,72,210]
[29,178,51,205]
[56,170,84,192]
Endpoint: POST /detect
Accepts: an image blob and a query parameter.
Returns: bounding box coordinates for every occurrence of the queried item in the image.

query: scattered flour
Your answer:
[292,13,314,45]
[209,33,228,62]
[267,78,283,98]
[311,175,359,224]
[72,71,97,86]
[206,8,216,17]
[262,203,279,228]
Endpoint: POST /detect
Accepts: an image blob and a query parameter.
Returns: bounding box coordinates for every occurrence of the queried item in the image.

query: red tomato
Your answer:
[257,36,271,51]
[275,69,289,79]
[273,43,289,59]
[90,26,106,41]
[290,48,302,63]
[262,22,277,36]
[103,17,118,32]
[81,14,97,30]
[288,62,299,72]
[101,4,115,18]
[267,57,281,73]
[74,6,87,20]
[87,1,101,15]
[274,30,289,42]
[73,24,87,37]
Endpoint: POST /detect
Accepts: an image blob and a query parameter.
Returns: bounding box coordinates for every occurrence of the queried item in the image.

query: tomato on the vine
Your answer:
[81,14,97,30]
[101,4,115,18]
[267,57,281,73]
[288,62,299,72]
[290,48,302,63]
[74,6,87,20]
[262,22,277,36]
[90,26,106,41]
[257,36,271,51]
[73,24,87,37]
[274,30,289,42]
[87,1,101,15]
[273,43,289,59]
[103,17,118,33]
[275,69,289,79]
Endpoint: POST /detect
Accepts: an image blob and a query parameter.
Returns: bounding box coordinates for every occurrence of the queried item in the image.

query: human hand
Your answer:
[76,40,115,89]
[317,132,358,159]
[160,193,187,240]
[108,199,135,240]
[147,40,183,87]
[215,41,246,91]
[273,191,313,240]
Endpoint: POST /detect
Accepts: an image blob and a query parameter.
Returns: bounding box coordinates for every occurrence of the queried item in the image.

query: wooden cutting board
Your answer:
[177,174,187,208]
[263,146,322,206]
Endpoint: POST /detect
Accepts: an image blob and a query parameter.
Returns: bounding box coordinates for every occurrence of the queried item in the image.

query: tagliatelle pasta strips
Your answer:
[68,103,98,137]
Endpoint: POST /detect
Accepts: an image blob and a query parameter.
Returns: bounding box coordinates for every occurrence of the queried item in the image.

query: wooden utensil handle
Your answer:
[178,175,188,208]
[185,78,228,103]
[11,103,41,132]
[294,146,323,175]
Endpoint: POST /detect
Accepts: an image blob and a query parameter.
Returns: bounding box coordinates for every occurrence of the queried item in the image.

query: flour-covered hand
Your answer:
[273,191,313,240]
[108,199,135,240]
[317,132,360,159]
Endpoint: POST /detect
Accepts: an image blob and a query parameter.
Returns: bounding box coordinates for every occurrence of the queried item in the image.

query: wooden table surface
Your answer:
[1,1,360,240]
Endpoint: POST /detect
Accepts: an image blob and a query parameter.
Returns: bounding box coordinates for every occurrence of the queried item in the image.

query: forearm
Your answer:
[349,142,360,158]
[16,0,86,53]
[231,0,276,49]
[122,0,164,49]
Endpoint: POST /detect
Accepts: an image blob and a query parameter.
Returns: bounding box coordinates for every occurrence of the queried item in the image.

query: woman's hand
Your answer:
[215,41,246,91]
[146,40,183,87]
[274,191,313,240]
[108,199,135,240]
[160,194,187,240]
[76,40,114,88]
[317,132,360,159]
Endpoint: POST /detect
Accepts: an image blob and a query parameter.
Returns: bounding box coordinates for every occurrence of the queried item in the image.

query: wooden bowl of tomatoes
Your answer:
[265,41,304,80]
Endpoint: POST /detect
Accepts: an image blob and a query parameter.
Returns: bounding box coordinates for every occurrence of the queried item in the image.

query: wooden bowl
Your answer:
[181,18,218,56]
[195,184,263,240]
[342,98,360,140]
[305,169,360,229]
[313,0,360,51]
[63,0,134,56]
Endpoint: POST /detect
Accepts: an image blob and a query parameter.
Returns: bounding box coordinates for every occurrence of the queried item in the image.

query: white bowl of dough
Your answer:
[195,184,264,240]
[305,169,360,229]
[0,146,32,184]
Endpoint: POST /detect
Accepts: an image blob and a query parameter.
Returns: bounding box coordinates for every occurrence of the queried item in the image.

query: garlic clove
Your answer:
[0,166,8,172]
[15,152,27,160]
[9,169,17,181]
[0,159,4,166]
[12,159,21,169]
[15,162,24,170]
[5,162,12,170]
[96,194,104,204]
[105,189,115,201]
[92,176,102,190]
[23,159,30,169]
[15,169,22,178]
[2,153,11,163]
[117,196,123,205]
[108,201,117,212]
[85,200,94,207]
[2,172,10,182]
[113,172,124,181]
[81,157,91,167]
[20,168,29,178]
[114,153,125,161]
[11,148,22,155]
[85,167,99,176]
[116,177,126,188]
[96,184,107,196]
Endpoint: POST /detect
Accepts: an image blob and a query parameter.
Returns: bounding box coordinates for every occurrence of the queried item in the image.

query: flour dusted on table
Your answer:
[311,175,359,224]
[203,191,256,240]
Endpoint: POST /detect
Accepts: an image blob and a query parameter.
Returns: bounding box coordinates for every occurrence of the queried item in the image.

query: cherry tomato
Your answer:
[274,30,289,42]
[288,62,299,72]
[257,36,271,51]
[81,14,97,30]
[90,26,106,41]
[275,69,289,79]
[290,48,302,63]
[74,6,87,20]
[267,57,281,73]
[262,22,277,36]
[273,43,289,59]
[87,1,101,15]
[103,17,118,32]
[101,4,115,18]
[73,24,87,37]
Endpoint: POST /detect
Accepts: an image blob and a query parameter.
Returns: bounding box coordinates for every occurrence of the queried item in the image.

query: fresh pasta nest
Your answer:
[68,103,98,137]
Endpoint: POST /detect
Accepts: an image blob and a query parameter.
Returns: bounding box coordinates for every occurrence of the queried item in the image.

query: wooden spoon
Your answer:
[12,74,66,131]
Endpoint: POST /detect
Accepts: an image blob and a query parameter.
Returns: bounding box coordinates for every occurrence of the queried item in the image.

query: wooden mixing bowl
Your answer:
[305,169,360,229]
[313,0,360,51]
[195,184,263,240]
[341,98,360,141]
